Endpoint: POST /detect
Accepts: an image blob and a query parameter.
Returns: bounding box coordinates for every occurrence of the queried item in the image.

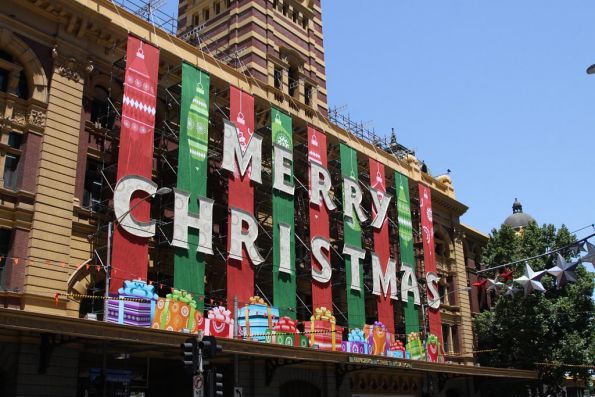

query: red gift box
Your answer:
[205,306,234,338]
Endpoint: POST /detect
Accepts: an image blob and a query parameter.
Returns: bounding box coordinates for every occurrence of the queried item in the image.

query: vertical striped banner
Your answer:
[369,159,394,332]
[418,183,444,359]
[395,171,420,334]
[227,86,255,311]
[340,143,365,329]
[308,127,333,310]
[111,36,160,293]
[174,63,210,311]
[272,108,296,318]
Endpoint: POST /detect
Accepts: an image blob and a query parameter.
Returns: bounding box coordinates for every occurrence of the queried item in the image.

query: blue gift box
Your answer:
[237,303,280,342]
[341,328,371,354]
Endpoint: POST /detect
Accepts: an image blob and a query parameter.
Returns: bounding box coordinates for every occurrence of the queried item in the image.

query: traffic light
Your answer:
[207,368,224,397]
[199,335,222,360]
[180,337,198,375]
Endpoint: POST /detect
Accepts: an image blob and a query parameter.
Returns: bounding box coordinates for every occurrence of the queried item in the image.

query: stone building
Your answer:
[0,0,535,396]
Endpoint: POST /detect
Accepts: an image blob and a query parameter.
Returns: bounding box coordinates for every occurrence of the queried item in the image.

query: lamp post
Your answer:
[103,186,172,321]
[586,64,595,75]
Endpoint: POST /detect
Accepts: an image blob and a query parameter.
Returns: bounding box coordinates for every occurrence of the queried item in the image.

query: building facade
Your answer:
[0,0,535,396]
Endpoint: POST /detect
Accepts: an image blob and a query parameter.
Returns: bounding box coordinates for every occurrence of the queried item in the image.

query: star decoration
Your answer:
[514,263,546,297]
[568,242,585,256]
[486,278,504,296]
[499,268,514,282]
[547,253,579,288]
[504,284,521,297]
[580,241,595,265]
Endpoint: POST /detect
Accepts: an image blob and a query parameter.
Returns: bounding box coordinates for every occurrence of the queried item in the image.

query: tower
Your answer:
[177,0,328,115]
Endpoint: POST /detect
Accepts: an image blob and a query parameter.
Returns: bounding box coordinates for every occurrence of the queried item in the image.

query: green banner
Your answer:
[174,63,210,311]
[340,143,365,329]
[395,171,420,334]
[272,108,296,318]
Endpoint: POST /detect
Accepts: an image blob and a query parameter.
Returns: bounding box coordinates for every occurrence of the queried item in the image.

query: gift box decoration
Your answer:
[206,306,234,338]
[237,296,280,342]
[406,332,425,360]
[388,340,410,359]
[304,307,343,351]
[107,280,158,327]
[341,328,370,354]
[273,316,301,346]
[426,333,444,363]
[364,321,390,356]
[151,289,202,333]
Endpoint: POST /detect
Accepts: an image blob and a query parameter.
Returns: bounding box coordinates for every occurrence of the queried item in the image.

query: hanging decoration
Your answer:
[513,263,546,297]
[308,126,333,311]
[174,63,211,311]
[486,277,504,296]
[226,86,256,312]
[271,107,296,318]
[418,183,445,361]
[581,241,595,265]
[547,253,579,288]
[340,143,366,330]
[369,158,395,332]
[395,171,420,335]
[111,36,160,294]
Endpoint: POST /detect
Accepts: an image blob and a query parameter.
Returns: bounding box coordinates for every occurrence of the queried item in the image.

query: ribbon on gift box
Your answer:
[309,307,336,350]
[348,328,366,343]
[153,289,198,331]
[243,296,274,338]
[208,306,234,336]
[391,340,406,352]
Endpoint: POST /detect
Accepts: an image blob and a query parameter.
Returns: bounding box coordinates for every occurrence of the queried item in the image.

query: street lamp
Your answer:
[103,186,172,321]
[587,64,595,75]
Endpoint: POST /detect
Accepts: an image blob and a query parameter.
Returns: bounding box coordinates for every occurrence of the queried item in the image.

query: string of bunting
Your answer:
[473,232,595,297]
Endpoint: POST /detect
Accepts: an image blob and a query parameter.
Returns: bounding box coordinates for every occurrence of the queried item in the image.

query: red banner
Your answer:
[308,126,332,309]
[418,184,444,350]
[111,36,160,293]
[227,86,255,312]
[369,158,394,332]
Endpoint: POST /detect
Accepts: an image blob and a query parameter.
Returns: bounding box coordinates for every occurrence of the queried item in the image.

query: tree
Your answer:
[473,222,595,396]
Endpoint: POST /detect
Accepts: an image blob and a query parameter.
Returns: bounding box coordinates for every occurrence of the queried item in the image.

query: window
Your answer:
[292,11,298,23]
[214,2,221,14]
[3,132,22,191]
[272,0,278,9]
[202,8,210,21]
[274,66,283,90]
[226,0,231,7]
[0,69,8,92]
[304,84,312,106]
[91,86,115,129]
[83,159,103,211]
[288,66,298,97]
[0,229,10,288]
[302,17,308,29]
[442,324,450,354]
[282,4,288,16]
[192,13,199,26]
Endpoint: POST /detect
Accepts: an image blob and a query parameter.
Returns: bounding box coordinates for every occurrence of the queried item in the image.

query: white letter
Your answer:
[114,175,156,238]
[273,144,294,196]
[221,119,263,184]
[342,244,366,292]
[278,223,292,274]
[400,266,421,305]
[311,236,332,283]
[426,271,441,309]
[343,177,368,223]
[309,161,337,210]
[229,208,264,265]
[370,188,392,229]
[172,189,214,255]
[371,253,397,299]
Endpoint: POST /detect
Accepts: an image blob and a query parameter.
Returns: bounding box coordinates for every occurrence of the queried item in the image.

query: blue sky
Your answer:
[322,1,595,240]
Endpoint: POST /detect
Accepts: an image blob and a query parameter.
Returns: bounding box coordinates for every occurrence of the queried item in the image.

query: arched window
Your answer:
[0,49,29,100]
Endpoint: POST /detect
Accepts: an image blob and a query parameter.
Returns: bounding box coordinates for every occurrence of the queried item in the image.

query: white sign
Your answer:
[234,387,243,397]
[193,373,204,397]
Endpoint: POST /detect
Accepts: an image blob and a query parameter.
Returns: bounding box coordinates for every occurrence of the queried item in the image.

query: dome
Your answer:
[503,198,535,229]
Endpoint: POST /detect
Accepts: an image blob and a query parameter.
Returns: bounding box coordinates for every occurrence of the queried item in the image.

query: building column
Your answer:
[23,53,87,315]
[447,325,454,355]
[453,233,475,364]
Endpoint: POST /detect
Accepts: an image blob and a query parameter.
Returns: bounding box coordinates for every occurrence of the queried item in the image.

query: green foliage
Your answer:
[473,222,595,392]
